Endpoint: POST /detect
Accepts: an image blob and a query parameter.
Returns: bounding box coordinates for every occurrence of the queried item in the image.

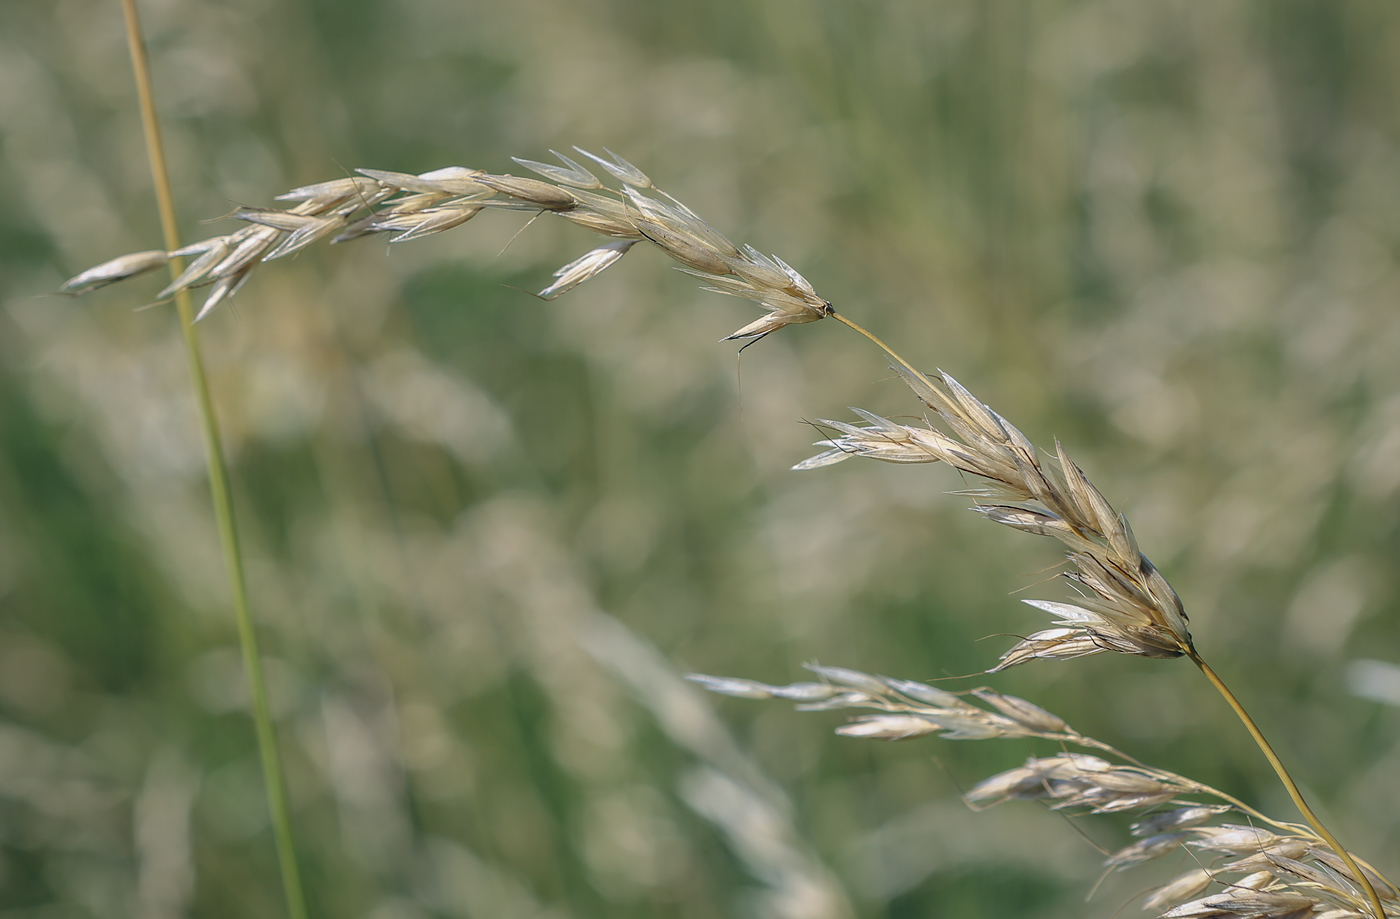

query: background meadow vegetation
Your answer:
[2,0,1399,917]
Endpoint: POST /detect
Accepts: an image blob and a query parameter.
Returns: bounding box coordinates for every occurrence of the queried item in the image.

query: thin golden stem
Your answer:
[1190,649,1384,919]
[119,3,309,918]
[830,310,939,391]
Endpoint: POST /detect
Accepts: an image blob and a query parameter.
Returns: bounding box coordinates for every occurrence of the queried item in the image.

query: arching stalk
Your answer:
[1190,650,1384,919]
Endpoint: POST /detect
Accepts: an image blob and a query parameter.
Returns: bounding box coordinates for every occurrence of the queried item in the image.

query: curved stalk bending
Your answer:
[1191,651,1387,919]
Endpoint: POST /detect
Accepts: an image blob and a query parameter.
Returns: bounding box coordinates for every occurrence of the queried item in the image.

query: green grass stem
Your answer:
[119,3,310,917]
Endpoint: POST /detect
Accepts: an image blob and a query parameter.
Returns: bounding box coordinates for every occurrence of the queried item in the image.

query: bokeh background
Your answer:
[2,1,1399,917]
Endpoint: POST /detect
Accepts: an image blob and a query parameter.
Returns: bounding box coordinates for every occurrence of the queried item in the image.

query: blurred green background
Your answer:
[2,1,1399,917]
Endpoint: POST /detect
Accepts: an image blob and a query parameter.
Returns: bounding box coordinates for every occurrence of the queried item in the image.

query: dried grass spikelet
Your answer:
[966,753,1188,816]
[60,148,834,339]
[687,665,1083,743]
[58,249,169,294]
[1143,870,1214,911]
[982,764,1400,919]
[537,240,638,300]
[1145,824,1400,919]
[692,665,1399,919]
[687,667,1182,768]
[796,363,1193,668]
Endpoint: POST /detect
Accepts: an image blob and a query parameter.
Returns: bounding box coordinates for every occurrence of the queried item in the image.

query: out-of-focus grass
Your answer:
[1,1,1399,918]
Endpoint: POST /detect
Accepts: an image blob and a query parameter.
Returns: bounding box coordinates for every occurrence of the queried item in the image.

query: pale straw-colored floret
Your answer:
[571,146,654,188]
[1106,833,1195,869]
[474,173,580,210]
[683,255,833,339]
[967,753,1185,815]
[1190,825,1290,854]
[58,249,170,295]
[509,152,603,189]
[352,167,489,196]
[364,204,485,244]
[1308,852,1399,903]
[1130,805,1233,837]
[1144,869,1214,911]
[537,240,639,300]
[1158,889,1320,919]
[687,665,1090,743]
[833,714,947,740]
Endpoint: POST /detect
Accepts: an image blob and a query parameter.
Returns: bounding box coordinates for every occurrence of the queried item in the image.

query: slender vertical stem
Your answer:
[1190,650,1384,919]
[119,4,309,918]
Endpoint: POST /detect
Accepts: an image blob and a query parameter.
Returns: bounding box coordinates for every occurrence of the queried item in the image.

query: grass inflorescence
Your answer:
[63,136,1396,919]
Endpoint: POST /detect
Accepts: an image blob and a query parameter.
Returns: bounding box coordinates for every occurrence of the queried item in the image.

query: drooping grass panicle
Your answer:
[60,149,832,340]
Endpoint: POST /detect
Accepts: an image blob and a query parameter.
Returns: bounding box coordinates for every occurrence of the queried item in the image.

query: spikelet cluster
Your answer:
[689,666,1399,919]
[796,363,1193,670]
[60,149,831,338]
